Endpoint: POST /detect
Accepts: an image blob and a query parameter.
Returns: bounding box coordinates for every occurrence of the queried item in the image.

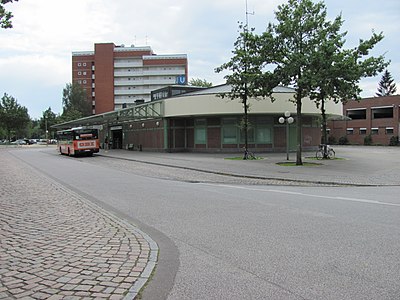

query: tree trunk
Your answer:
[321,98,328,159]
[243,91,249,160]
[296,92,303,165]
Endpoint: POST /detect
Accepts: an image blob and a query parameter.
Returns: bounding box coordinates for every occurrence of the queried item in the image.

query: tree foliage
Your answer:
[0,93,30,141]
[215,23,264,159]
[188,78,213,88]
[305,14,388,157]
[61,83,92,122]
[376,69,397,97]
[40,107,58,138]
[0,0,18,29]
[256,0,337,164]
[218,0,387,164]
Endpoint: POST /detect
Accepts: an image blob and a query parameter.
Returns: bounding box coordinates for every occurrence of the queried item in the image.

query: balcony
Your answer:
[114,88,153,96]
[114,78,176,86]
[114,61,143,68]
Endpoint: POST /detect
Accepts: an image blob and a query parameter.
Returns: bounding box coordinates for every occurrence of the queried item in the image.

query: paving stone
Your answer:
[0,150,157,299]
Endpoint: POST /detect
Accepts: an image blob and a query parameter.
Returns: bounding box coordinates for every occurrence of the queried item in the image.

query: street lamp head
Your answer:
[278,117,285,124]
[284,111,291,118]
[288,117,294,124]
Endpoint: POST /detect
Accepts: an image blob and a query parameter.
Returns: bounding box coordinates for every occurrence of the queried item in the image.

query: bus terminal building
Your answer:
[53,84,341,153]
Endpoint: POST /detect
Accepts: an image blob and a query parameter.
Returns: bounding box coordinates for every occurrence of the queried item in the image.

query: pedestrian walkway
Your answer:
[98,146,400,186]
[0,151,157,299]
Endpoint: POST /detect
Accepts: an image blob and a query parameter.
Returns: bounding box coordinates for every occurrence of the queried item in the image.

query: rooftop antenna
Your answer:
[242,0,255,160]
[245,0,254,30]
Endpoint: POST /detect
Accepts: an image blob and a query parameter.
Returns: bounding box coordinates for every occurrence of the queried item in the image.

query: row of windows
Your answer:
[194,119,273,144]
[77,62,88,67]
[116,67,183,72]
[346,127,394,135]
[346,107,394,119]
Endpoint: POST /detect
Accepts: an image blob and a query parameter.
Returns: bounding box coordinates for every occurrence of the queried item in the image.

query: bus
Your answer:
[57,127,100,156]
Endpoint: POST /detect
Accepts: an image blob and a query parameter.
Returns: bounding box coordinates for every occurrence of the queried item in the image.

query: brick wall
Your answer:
[328,95,400,145]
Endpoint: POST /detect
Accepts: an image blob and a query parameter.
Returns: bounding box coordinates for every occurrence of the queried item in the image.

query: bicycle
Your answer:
[316,144,335,160]
[243,148,256,160]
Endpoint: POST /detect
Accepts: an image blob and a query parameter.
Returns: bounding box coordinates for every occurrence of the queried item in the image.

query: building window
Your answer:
[222,118,237,144]
[83,71,87,75]
[371,128,379,135]
[78,71,82,75]
[372,106,393,119]
[346,128,354,135]
[194,119,206,144]
[83,62,87,66]
[346,109,366,120]
[386,127,394,134]
[240,127,254,143]
[83,80,87,84]
[359,128,367,135]
[78,80,82,84]
[255,126,272,143]
[77,63,81,67]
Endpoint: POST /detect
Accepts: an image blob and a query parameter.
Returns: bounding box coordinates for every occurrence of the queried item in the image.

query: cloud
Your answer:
[1,0,399,119]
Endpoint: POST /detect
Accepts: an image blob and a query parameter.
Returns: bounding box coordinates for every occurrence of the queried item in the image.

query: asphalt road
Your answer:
[10,147,400,300]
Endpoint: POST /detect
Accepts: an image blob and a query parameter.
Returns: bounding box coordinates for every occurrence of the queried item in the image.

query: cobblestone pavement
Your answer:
[0,150,158,299]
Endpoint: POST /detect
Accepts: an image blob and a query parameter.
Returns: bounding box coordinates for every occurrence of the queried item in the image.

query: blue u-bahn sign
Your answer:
[176,75,186,85]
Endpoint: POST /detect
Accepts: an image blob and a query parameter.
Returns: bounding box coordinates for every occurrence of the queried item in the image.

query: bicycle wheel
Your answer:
[328,149,335,159]
[316,150,323,160]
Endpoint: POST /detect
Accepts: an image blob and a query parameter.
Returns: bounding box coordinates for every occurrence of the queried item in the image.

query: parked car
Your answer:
[37,139,48,145]
[11,139,27,145]
[24,139,36,145]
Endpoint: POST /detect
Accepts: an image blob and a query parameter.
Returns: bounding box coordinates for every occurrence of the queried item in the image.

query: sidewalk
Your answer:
[0,150,158,300]
[98,146,400,186]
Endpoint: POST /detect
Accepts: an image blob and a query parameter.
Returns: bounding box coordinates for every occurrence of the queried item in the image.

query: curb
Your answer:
[96,153,385,187]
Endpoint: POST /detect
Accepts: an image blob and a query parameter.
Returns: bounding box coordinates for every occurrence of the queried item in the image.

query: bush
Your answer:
[338,136,349,145]
[364,134,373,146]
[389,136,399,146]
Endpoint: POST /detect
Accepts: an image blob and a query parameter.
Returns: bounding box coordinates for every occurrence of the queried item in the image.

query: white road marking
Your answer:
[200,183,400,207]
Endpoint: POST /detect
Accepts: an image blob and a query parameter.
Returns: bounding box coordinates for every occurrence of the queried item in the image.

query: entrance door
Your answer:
[111,129,123,149]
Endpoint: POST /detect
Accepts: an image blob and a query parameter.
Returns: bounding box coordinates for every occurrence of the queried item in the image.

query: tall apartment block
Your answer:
[72,43,188,114]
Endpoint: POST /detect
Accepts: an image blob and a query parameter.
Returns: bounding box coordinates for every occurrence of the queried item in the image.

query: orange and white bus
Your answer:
[57,127,100,157]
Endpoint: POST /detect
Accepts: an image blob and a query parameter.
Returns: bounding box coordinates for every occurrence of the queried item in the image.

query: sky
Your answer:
[0,0,399,119]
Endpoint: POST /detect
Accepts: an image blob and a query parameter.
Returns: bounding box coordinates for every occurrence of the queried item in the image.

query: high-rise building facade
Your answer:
[72,43,188,114]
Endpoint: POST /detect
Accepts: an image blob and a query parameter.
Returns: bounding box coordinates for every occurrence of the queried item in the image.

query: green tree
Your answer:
[61,83,91,121]
[1,0,18,29]
[254,0,332,165]
[40,107,58,139]
[376,69,397,97]
[308,17,387,157]
[0,93,30,141]
[215,23,264,159]
[27,119,41,139]
[256,0,387,164]
[188,78,213,88]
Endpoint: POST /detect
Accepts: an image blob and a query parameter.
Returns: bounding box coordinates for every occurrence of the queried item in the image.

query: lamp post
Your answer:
[279,111,294,160]
[45,117,48,146]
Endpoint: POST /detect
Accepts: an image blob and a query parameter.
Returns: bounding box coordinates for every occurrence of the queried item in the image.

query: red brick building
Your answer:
[328,95,400,145]
[72,43,188,114]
